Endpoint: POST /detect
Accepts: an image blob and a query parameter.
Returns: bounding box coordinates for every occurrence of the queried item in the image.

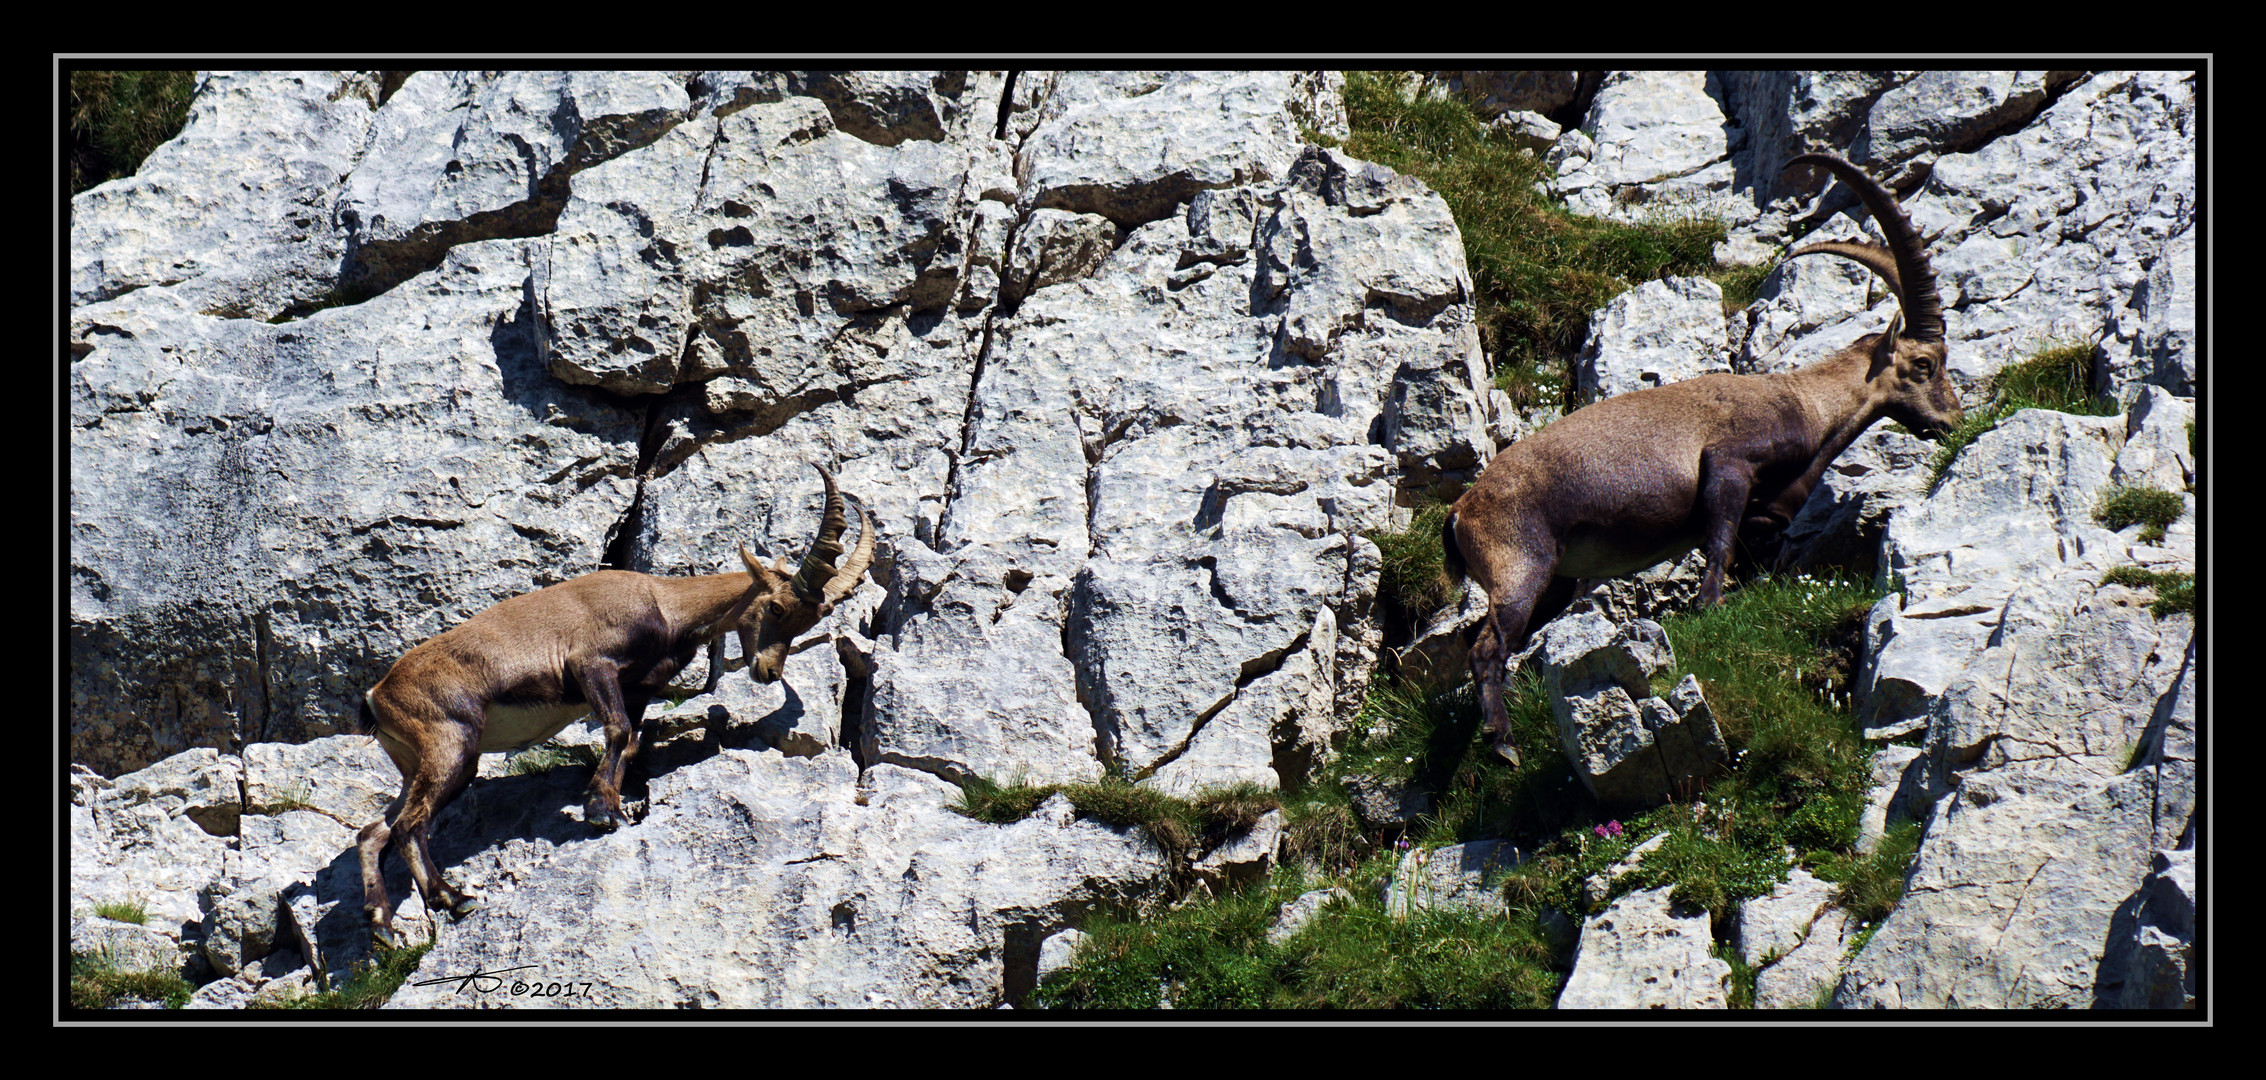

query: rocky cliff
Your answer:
[68,69,2198,1010]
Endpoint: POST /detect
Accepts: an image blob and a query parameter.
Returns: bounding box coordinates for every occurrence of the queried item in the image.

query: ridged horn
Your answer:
[1781,239,1902,298]
[822,498,877,606]
[790,464,851,604]
[1783,153,1945,343]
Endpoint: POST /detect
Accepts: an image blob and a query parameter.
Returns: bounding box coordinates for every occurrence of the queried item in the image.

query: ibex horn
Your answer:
[791,464,851,604]
[822,497,877,606]
[1782,153,1946,343]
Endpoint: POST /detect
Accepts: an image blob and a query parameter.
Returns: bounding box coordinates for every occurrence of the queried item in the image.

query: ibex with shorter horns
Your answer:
[1444,154,1961,766]
[355,464,876,945]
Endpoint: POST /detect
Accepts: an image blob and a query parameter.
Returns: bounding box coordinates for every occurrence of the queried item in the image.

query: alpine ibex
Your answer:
[355,464,877,945]
[1444,153,1962,765]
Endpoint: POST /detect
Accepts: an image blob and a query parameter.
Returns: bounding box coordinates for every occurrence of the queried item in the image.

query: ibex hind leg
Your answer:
[1468,568,1577,768]
[384,721,486,931]
[1469,591,1541,767]
[359,715,419,946]
[357,803,403,948]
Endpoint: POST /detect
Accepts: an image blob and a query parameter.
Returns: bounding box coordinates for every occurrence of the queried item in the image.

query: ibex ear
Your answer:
[1869,313,1904,374]
[741,544,777,586]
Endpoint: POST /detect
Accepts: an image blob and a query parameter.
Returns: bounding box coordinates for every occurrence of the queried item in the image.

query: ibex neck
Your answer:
[1777,350,1883,456]
[658,571,759,643]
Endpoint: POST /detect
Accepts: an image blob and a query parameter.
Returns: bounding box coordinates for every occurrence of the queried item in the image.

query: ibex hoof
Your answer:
[1492,740,1522,768]
[585,804,622,832]
[448,896,483,920]
[371,924,400,949]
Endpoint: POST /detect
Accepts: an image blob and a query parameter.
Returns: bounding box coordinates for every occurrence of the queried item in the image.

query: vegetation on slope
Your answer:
[68,70,197,195]
[1324,71,1743,413]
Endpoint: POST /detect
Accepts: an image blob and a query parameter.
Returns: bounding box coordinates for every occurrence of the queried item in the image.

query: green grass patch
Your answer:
[1277,787,1369,878]
[1659,572,1878,795]
[1333,71,1723,414]
[507,739,602,776]
[1709,260,1777,315]
[1928,338,2116,487]
[1024,567,1891,1007]
[1990,340,2105,413]
[1717,943,1757,1009]
[2102,564,2196,619]
[1002,73,1936,992]
[1811,816,1922,925]
[948,775,1279,868]
[69,70,197,196]
[1517,799,1793,922]
[1365,500,1463,627]
[249,940,434,1009]
[1340,668,1593,846]
[1844,918,1884,959]
[91,898,148,925]
[2186,420,2196,493]
[2093,485,2186,544]
[1516,572,1882,919]
[1030,870,1560,1009]
[69,949,193,1010]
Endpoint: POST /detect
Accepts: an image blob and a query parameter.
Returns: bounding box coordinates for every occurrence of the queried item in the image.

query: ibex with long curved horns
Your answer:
[355,464,877,945]
[1444,153,1961,766]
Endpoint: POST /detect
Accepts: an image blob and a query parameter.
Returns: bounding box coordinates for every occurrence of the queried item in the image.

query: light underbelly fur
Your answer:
[1557,530,1700,580]
[480,702,592,753]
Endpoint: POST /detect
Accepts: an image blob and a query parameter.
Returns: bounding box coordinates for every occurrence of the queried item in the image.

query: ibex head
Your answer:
[733,464,876,684]
[1783,153,1964,440]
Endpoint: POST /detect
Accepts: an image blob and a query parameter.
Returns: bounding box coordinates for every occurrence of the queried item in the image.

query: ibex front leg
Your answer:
[1695,446,1758,607]
[569,655,646,832]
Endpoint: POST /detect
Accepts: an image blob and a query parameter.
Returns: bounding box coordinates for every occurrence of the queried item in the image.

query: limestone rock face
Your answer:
[1532,615,1727,809]
[1559,886,1730,1009]
[72,68,2199,1011]
[1833,407,2196,1010]
[71,70,1470,1008]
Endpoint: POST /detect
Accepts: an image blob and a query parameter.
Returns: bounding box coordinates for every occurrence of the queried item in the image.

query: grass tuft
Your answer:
[1812,816,1922,925]
[69,70,197,196]
[1928,338,2116,486]
[1717,943,1758,1009]
[507,739,602,776]
[1030,871,1561,1010]
[1366,501,1464,628]
[948,775,1279,869]
[2102,564,2196,619]
[69,949,193,1010]
[2093,485,2186,544]
[91,898,148,925]
[1709,260,1776,315]
[1990,340,2104,412]
[1337,71,1723,414]
[263,783,317,812]
[248,940,434,1009]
